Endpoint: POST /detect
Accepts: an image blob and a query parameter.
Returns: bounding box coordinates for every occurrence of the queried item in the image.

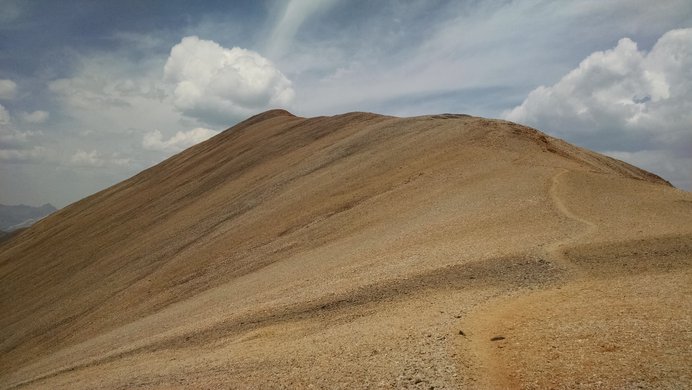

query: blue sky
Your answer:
[1,0,691,207]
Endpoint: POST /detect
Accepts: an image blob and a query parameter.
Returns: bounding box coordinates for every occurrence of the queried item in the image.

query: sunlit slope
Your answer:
[1,110,690,389]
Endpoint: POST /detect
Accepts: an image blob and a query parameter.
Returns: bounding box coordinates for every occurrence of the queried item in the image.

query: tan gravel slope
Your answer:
[1,110,690,389]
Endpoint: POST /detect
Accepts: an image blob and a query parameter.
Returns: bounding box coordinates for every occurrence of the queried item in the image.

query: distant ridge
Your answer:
[0,203,56,231]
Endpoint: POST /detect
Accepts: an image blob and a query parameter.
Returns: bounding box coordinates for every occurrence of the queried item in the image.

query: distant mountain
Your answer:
[0,228,19,245]
[0,203,57,231]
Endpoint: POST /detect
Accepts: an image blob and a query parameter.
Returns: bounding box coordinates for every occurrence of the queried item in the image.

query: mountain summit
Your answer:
[1,111,690,388]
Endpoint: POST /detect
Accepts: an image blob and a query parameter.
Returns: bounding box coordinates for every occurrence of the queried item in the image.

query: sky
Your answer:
[0,0,690,208]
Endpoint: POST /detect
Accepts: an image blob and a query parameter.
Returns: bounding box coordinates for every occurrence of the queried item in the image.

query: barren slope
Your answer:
[1,110,690,389]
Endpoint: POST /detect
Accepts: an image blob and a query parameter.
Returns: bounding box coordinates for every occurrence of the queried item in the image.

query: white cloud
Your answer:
[142,127,219,153]
[283,0,692,118]
[49,65,163,111]
[265,0,338,58]
[70,150,101,166]
[504,28,692,189]
[0,128,24,144]
[0,105,46,163]
[47,52,187,143]
[0,104,9,125]
[20,110,49,124]
[164,36,294,126]
[0,146,46,163]
[70,149,130,168]
[0,104,45,162]
[0,79,17,100]
[0,128,41,147]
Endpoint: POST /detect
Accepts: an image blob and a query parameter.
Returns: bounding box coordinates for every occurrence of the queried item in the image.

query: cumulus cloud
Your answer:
[49,71,161,111]
[142,127,219,153]
[164,36,294,126]
[70,150,130,168]
[0,79,17,100]
[0,128,42,147]
[46,53,188,143]
[505,28,692,189]
[0,146,46,163]
[0,104,42,162]
[0,105,47,163]
[20,110,49,124]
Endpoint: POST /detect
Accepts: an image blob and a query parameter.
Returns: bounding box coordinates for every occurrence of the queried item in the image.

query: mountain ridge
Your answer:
[0,203,57,232]
[1,110,690,389]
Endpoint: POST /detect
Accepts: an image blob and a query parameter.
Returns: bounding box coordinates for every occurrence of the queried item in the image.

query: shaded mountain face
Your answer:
[0,203,56,231]
[1,110,690,389]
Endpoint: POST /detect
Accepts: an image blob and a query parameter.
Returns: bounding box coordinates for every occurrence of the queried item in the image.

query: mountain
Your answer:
[0,203,57,232]
[1,110,690,389]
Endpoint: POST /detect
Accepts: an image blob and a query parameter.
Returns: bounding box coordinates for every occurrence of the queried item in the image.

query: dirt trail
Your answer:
[544,169,598,274]
[462,168,692,389]
[463,168,598,388]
